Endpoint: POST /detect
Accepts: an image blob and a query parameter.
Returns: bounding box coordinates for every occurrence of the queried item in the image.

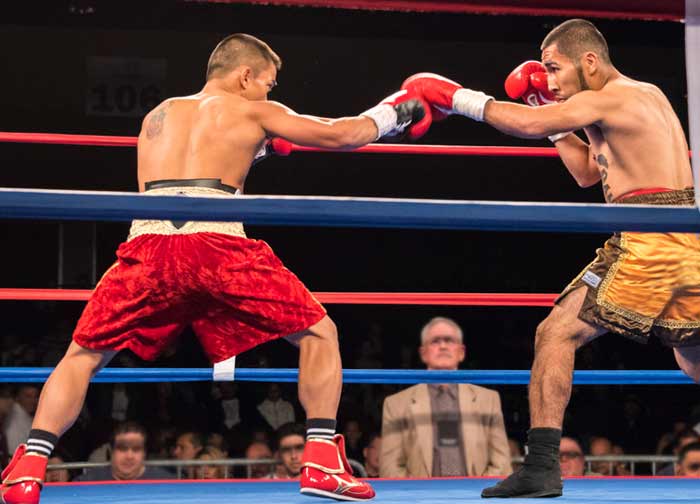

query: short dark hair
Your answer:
[206,33,282,81]
[541,19,610,64]
[111,421,147,447]
[179,431,205,449]
[276,422,305,447]
[678,441,700,463]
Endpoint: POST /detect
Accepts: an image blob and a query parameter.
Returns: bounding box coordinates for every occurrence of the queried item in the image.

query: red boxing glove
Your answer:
[253,137,293,165]
[504,60,556,107]
[269,137,293,156]
[401,73,462,122]
[362,89,429,140]
[401,72,493,122]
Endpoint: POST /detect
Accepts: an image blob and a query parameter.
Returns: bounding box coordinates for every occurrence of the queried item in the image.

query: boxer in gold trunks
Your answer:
[401,19,700,497]
[0,34,427,504]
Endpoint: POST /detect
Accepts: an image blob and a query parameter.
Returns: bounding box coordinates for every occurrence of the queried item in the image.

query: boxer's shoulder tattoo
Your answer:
[595,153,614,202]
[146,102,171,139]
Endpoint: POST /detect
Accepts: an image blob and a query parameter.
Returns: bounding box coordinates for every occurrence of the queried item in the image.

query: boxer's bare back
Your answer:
[138,62,379,193]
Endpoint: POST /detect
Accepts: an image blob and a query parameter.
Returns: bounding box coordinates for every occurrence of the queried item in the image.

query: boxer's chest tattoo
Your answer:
[146,103,171,139]
[596,153,614,202]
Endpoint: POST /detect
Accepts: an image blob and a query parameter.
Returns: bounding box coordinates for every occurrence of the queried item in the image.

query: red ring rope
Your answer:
[0,131,558,157]
[1,131,692,158]
[0,288,557,306]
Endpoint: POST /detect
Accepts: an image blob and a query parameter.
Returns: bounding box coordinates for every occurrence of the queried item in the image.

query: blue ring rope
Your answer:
[0,188,697,233]
[0,368,693,384]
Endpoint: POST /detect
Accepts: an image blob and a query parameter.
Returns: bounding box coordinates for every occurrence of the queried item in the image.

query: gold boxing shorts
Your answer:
[556,189,700,347]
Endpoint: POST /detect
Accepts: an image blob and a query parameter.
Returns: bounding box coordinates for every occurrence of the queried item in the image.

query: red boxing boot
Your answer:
[300,435,375,501]
[1,445,47,504]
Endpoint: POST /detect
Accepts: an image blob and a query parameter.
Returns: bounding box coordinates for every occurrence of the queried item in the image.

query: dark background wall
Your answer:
[0,1,694,446]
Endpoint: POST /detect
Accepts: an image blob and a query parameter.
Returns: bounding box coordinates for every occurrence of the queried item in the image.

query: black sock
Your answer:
[524,428,561,469]
[306,418,336,440]
[26,429,58,457]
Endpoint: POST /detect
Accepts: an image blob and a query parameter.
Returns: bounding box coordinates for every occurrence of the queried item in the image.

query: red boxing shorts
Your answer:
[73,183,326,363]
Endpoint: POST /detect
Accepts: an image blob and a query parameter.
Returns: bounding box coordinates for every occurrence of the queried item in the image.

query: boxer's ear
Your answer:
[239,66,254,89]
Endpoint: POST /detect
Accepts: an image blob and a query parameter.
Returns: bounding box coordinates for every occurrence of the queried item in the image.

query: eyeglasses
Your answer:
[279,443,305,455]
[427,336,461,346]
[559,451,583,461]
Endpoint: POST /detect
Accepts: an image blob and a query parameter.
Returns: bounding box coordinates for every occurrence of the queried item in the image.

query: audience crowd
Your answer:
[1,313,699,481]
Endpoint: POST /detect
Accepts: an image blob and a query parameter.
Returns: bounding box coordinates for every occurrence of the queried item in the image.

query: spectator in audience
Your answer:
[74,421,174,481]
[210,382,241,433]
[257,384,295,431]
[676,442,700,477]
[45,456,71,483]
[559,437,586,477]
[245,441,274,479]
[362,433,381,478]
[589,436,615,476]
[380,317,511,477]
[675,430,700,453]
[206,432,229,454]
[250,428,273,445]
[611,444,630,476]
[4,385,39,453]
[172,431,204,478]
[588,436,629,475]
[272,423,305,479]
[194,447,228,479]
[0,386,15,466]
[508,438,524,472]
[656,420,690,455]
[342,419,364,463]
[658,429,700,475]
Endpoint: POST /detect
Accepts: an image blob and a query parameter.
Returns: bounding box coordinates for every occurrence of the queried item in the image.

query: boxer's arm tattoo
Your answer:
[596,153,614,202]
[146,103,171,139]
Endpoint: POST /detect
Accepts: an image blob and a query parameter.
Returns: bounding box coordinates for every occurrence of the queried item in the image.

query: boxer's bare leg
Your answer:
[529,287,606,427]
[483,287,605,499]
[33,341,116,436]
[288,315,342,419]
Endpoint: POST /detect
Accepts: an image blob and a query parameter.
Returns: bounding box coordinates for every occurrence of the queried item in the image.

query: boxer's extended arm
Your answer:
[551,133,601,187]
[403,72,615,138]
[404,72,607,186]
[254,93,425,150]
[482,90,611,139]
[255,101,378,149]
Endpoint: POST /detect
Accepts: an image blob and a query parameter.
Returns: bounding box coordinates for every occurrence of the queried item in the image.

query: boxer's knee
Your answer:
[534,315,574,354]
[288,315,339,349]
[314,316,338,345]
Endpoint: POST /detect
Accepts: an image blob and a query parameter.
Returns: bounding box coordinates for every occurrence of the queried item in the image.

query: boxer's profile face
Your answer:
[541,44,588,101]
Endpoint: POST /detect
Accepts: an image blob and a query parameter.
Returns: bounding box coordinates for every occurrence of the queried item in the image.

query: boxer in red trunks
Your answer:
[401,19,699,499]
[1,33,427,503]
